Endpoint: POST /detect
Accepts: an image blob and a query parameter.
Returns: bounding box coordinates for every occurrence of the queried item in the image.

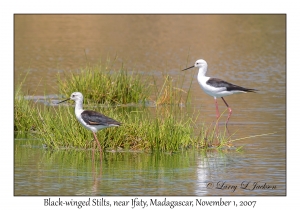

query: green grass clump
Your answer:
[32,100,238,152]
[33,104,200,152]
[14,83,235,152]
[117,107,197,152]
[57,59,151,105]
[32,104,95,149]
[16,89,272,153]
[14,75,38,135]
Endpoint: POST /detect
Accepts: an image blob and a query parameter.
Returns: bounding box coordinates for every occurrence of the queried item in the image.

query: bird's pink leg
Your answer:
[93,132,103,162]
[221,97,232,134]
[92,140,96,163]
[214,97,220,133]
[215,97,220,119]
[93,132,102,153]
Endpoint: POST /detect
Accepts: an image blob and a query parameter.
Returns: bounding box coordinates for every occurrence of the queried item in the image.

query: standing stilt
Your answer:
[182,59,257,134]
[57,92,121,162]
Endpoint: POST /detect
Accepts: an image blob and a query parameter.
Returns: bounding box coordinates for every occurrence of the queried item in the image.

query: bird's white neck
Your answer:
[197,66,208,78]
[74,99,84,115]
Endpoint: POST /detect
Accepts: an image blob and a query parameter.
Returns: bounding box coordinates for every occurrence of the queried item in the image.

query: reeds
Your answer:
[14,74,38,136]
[15,92,232,152]
[31,104,199,152]
[57,58,151,105]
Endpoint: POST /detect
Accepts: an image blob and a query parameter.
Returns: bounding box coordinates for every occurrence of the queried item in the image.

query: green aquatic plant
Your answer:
[33,103,200,152]
[57,58,151,105]
[14,87,238,152]
[14,73,39,135]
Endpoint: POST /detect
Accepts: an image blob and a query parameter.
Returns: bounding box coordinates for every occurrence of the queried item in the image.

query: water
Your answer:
[14,15,286,196]
[14,139,284,196]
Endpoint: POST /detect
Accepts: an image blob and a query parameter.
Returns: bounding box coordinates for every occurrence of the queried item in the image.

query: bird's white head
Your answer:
[70,92,84,102]
[194,59,207,68]
[57,91,84,105]
[182,59,208,74]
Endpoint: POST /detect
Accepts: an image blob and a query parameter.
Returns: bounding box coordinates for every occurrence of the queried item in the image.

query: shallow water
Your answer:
[14,139,284,196]
[14,14,286,196]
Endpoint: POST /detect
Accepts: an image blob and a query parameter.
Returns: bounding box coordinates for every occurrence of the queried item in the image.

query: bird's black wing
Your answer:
[81,110,121,126]
[207,78,257,92]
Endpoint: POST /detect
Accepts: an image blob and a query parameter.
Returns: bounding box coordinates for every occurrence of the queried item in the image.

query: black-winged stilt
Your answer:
[182,59,257,133]
[57,92,121,153]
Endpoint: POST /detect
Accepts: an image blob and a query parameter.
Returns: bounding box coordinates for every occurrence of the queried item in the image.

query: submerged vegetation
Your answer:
[15,58,242,152]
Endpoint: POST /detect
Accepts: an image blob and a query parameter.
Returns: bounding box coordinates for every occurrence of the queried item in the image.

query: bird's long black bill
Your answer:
[182,65,195,71]
[57,98,70,104]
